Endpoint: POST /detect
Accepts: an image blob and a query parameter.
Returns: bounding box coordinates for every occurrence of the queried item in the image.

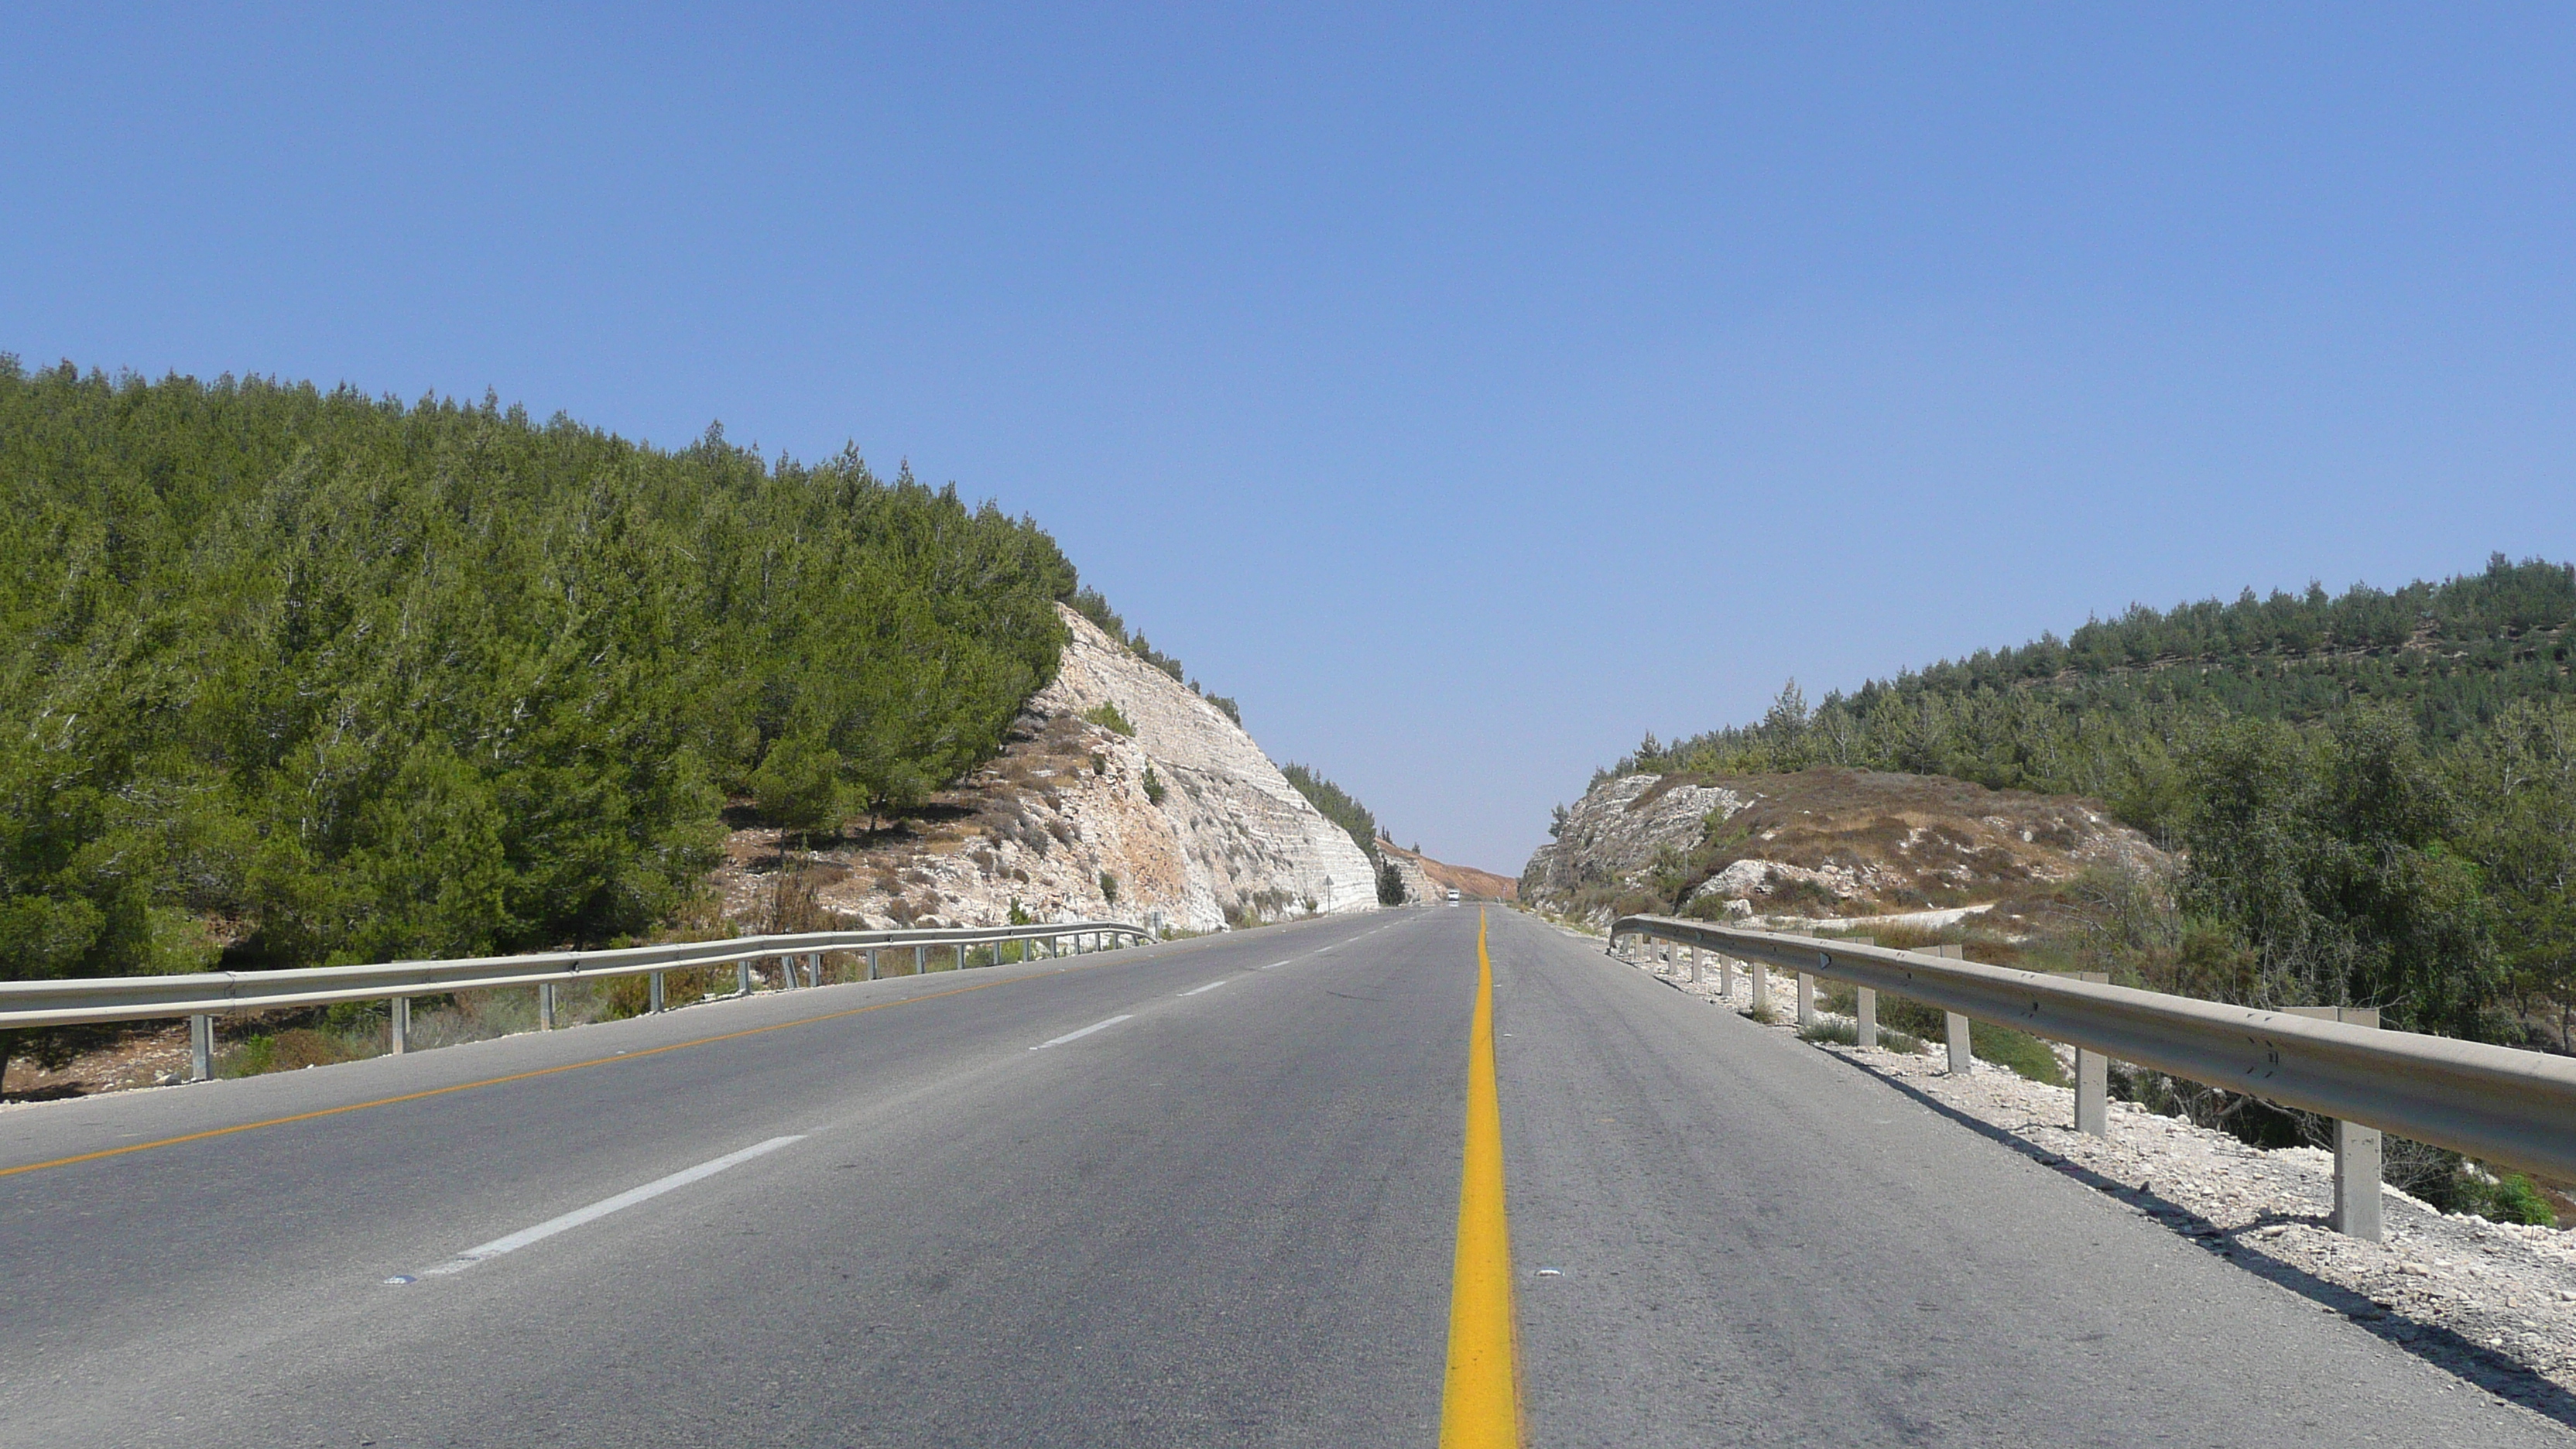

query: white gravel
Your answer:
[1598,933,2576,1414]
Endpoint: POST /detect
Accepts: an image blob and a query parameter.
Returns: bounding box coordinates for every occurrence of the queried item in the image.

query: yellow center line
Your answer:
[1440,909,1521,1447]
[0,972,1038,1181]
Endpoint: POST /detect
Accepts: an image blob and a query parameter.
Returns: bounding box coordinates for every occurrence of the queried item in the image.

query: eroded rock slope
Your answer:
[718,605,1379,933]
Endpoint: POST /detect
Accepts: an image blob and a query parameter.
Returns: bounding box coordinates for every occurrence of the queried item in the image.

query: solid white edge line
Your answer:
[1178,980,1229,996]
[1031,1013,1135,1050]
[413,1135,805,1278]
[1262,961,1290,969]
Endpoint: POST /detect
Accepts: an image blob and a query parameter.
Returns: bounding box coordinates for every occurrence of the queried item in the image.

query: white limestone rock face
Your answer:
[1382,847,1440,906]
[1033,606,1380,929]
[722,605,1383,936]
[1519,774,1749,924]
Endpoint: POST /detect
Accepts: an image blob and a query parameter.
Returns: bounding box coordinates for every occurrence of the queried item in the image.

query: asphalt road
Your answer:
[3,907,2568,1447]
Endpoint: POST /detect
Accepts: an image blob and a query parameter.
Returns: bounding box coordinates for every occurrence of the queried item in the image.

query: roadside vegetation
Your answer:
[0,360,1095,1073]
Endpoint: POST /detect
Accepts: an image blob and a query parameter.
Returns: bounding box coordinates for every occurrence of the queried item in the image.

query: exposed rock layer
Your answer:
[718,606,1379,933]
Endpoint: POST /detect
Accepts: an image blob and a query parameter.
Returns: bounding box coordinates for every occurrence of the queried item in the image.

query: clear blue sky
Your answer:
[8,6,2574,873]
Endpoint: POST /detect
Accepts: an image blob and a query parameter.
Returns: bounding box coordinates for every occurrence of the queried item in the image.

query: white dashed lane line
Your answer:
[1178,980,1229,997]
[395,1135,805,1283]
[1031,1014,1135,1050]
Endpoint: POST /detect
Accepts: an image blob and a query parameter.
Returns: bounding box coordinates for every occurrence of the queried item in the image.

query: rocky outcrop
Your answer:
[717,606,1380,933]
[1523,774,1749,913]
[1522,767,2167,929]
[1379,845,1440,905]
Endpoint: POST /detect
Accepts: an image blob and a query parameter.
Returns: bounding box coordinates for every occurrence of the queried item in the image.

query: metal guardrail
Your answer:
[1613,914,2576,1237]
[1,920,1151,1080]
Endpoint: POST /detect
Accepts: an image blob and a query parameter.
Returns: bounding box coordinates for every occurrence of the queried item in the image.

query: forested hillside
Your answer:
[0,360,1077,981]
[1618,557,2573,831]
[1586,557,2576,1043]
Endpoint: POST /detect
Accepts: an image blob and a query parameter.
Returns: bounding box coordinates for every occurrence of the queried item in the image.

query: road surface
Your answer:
[4,907,2564,1445]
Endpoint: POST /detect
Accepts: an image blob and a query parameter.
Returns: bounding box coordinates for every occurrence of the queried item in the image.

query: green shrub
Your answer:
[1084,703,1136,737]
[1798,1017,1923,1053]
[218,1026,361,1077]
[1142,767,1166,805]
[1971,1022,2067,1085]
[752,735,848,841]
[2485,1173,2559,1227]
[600,964,734,1020]
[2422,1165,2563,1227]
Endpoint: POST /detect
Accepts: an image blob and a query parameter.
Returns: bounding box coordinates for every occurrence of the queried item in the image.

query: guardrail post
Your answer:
[2332,1117,2385,1241]
[1687,945,1701,984]
[189,1014,213,1081]
[866,948,879,981]
[1903,945,1971,1074]
[1718,953,1734,997]
[915,944,927,975]
[2074,971,2109,1135]
[541,981,558,1030]
[2287,1006,2384,1240]
[1749,960,1769,1014]
[806,953,822,988]
[1842,937,1878,1048]
[391,996,409,1054]
[1796,972,1815,1029]
[649,971,666,1014]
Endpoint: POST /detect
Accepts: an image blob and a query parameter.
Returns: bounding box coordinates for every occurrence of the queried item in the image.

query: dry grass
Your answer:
[1623,767,2168,922]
